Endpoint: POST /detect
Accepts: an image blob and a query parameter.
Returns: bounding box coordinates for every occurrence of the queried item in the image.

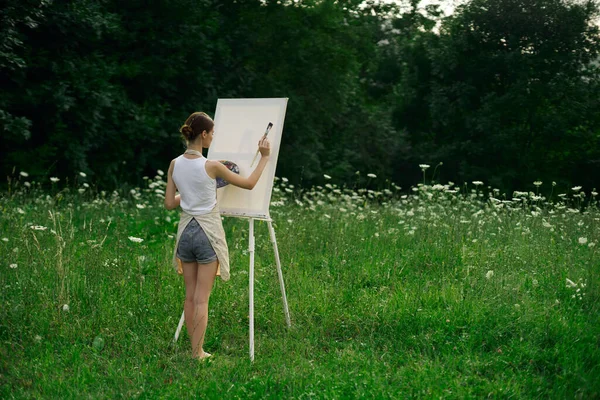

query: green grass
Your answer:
[1,176,599,398]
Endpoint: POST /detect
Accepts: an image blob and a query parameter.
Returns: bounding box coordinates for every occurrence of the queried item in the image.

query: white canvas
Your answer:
[208,98,288,219]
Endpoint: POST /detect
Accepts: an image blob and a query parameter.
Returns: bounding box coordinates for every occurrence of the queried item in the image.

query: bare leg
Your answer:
[182,261,199,354]
[182,260,218,359]
[191,260,218,358]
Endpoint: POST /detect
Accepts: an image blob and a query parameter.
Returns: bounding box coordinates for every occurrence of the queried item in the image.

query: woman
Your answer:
[164,111,271,359]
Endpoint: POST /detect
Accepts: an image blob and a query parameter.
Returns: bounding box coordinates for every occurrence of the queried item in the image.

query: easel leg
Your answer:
[174,310,185,343]
[267,220,291,327]
[249,218,255,361]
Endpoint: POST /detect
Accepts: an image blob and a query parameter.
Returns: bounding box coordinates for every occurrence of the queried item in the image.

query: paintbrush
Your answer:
[250,122,273,167]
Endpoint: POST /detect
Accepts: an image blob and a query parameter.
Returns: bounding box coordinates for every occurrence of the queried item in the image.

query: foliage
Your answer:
[1,0,599,193]
[386,0,600,191]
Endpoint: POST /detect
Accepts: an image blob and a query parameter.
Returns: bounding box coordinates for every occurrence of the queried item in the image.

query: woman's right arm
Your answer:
[212,137,271,190]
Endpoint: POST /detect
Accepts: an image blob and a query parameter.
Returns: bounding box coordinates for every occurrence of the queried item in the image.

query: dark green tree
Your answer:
[2,0,598,193]
[391,0,600,191]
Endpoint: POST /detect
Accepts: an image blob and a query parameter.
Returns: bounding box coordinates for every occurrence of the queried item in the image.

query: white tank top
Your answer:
[172,155,217,215]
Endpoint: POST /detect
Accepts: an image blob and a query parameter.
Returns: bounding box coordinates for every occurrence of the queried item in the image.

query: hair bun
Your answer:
[180,124,193,139]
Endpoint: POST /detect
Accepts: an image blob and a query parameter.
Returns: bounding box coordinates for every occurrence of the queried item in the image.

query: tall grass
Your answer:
[1,172,599,398]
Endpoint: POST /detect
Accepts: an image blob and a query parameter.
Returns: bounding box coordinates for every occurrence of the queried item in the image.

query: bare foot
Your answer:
[193,351,212,360]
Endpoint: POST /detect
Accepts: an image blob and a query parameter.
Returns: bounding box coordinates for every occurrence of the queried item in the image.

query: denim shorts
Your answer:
[176,219,218,264]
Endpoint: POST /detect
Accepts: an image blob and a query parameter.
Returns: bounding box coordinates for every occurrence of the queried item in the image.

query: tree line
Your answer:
[1,0,599,194]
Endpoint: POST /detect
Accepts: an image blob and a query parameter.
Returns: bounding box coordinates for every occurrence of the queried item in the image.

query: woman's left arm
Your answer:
[164,159,180,210]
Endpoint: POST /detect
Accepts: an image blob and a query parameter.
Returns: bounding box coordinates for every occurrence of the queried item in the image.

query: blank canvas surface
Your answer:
[208,98,288,219]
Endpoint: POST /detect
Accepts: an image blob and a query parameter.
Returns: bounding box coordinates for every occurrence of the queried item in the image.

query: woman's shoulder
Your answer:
[172,154,187,164]
[204,159,219,173]
[168,157,180,173]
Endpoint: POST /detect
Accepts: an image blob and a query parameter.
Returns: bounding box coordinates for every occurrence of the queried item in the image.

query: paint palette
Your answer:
[216,160,240,188]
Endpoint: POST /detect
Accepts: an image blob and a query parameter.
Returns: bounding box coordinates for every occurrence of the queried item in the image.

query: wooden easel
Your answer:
[173,214,291,361]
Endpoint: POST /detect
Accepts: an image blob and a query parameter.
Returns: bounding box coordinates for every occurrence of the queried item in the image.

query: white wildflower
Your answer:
[485,270,494,279]
[157,169,164,176]
[1,238,8,242]
[62,304,69,312]
[136,204,146,209]
[473,181,484,186]
[17,208,25,214]
[323,174,331,180]
[30,226,48,231]
[367,173,377,178]
[10,264,17,269]
[34,335,42,342]
[419,164,430,171]
[79,172,87,178]
[281,177,289,183]
[565,278,577,288]
[533,181,542,187]
[24,182,31,187]
[20,171,29,177]
[571,186,582,192]
[83,182,89,188]
[50,177,60,183]
[128,236,144,243]
[324,214,331,219]
[578,237,588,245]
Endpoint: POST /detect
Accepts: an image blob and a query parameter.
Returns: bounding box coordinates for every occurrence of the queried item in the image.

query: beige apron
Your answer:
[172,204,230,281]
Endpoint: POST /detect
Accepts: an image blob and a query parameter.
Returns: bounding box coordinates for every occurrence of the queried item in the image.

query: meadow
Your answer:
[1,170,599,399]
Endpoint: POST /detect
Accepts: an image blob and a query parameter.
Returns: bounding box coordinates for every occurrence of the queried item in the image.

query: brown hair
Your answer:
[179,112,214,143]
